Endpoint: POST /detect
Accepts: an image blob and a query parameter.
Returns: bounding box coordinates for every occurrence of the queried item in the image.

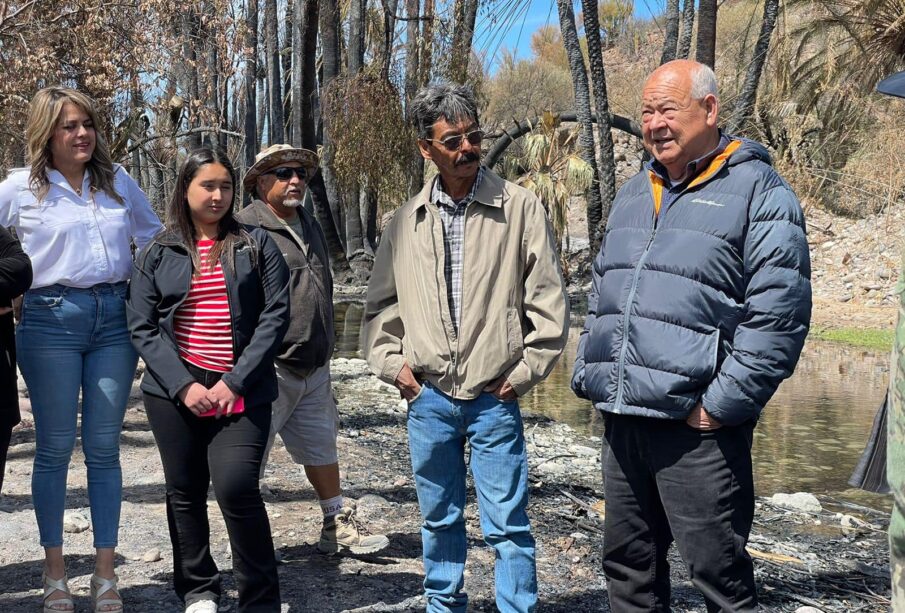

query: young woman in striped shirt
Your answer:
[126,148,290,613]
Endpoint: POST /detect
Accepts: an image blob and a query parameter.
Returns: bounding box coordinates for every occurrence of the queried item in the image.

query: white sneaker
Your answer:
[185,600,218,613]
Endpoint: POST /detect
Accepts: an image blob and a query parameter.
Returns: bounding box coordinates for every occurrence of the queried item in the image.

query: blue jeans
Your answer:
[17,283,138,548]
[407,383,537,613]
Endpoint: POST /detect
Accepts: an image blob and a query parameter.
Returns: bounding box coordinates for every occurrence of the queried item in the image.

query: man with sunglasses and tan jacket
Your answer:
[363,82,569,613]
[237,144,389,556]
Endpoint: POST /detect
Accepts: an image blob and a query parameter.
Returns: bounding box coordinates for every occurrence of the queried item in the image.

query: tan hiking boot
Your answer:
[317,503,390,554]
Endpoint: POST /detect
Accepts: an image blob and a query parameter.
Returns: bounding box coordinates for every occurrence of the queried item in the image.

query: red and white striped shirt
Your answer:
[174,239,235,372]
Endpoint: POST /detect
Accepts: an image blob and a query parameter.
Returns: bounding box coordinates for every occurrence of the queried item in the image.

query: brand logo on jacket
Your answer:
[690,198,725,207]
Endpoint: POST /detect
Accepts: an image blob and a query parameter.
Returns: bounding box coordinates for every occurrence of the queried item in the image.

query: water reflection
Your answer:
[333,300,365,358]
[333,303,890,506]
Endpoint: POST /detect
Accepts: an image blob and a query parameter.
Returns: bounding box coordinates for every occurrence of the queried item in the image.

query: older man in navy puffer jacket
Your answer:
[572,59,811,612]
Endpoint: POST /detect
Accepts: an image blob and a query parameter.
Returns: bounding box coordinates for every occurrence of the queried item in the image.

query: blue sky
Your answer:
[476,0,664,72]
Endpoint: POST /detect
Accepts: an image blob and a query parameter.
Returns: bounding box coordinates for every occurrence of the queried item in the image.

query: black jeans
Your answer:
[602,413,757,613]
[144,363,280,612]
[0,423,11,493]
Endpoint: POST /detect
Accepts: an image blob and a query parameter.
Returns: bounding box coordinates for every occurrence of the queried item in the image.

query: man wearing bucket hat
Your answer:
[237,144,389,554]
[876,71,905,609]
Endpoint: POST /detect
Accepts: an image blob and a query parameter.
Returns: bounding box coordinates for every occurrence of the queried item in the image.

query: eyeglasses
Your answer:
[424,129,485,151]
[265,167,308,181]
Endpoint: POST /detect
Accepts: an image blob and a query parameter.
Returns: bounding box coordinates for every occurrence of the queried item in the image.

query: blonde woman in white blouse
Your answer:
[0,87,162,613]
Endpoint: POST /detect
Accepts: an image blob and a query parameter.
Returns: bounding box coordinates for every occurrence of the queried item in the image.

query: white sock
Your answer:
[320,495,344,519]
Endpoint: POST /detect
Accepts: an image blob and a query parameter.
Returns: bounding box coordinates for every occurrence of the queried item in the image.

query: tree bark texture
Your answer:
[264,0,284,143]
[282,0,294,145]
[348,0,366,75]
[695,0,717,69]
[204,22,224,149]
[344,0,367,258]
[299,0,318,150]
[244,0,259,166]
[420,0,434,86]
[256,72,266,148]
[404,0,425,195]
[660,0,680,65]
[177,10,202,150]
[308,171,352,275]
[678,0,695,59]
[449,0,478,82]
[557,0,603,254]
[580,0,617,251]
[290,0,303,148]
[380,0,400,80]
[728,0,779,133]
[318,0,346,253]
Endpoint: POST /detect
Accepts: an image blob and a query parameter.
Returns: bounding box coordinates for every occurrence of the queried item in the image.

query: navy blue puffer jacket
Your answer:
[572,137,811,426]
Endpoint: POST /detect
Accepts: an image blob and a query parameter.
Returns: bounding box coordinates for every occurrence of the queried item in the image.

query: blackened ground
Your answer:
[0,358,890,612]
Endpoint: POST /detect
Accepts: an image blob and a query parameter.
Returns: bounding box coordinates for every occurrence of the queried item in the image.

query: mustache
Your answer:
[455,152,480,166]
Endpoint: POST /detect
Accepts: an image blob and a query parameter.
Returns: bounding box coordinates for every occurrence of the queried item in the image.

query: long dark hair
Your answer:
[166,147,254,275]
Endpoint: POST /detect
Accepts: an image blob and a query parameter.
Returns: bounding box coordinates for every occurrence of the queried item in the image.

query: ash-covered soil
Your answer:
[0,358,891,611]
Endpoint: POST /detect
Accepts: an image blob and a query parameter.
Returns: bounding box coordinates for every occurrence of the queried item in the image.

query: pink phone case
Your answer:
[198,395,245,418]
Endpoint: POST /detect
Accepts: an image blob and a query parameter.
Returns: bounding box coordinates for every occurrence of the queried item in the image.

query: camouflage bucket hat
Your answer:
[242,144,319,191]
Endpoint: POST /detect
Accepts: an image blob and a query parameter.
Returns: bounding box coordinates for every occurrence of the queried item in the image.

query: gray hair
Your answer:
[690,64,718,99]
[409,82,479,140]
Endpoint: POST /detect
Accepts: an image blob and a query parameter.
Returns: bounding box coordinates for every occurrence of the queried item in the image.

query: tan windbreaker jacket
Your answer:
[363,168,569,399]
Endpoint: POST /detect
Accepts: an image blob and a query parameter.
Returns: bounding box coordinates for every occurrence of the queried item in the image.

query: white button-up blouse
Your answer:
[0,165,163,289]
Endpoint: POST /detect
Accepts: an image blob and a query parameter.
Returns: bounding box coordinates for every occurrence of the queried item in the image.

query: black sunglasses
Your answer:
[265,167,309,181]
[424,129,485,151]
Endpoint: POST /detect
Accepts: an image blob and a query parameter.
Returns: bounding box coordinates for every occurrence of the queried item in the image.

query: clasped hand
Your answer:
[177,380,238,418]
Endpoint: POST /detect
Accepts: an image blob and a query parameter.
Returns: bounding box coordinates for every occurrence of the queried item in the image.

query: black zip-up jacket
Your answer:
[126,227,290,406]
[235,199,334,375]
[0,226,32,429]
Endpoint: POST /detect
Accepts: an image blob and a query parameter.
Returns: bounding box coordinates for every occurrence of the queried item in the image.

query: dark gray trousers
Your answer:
[602,413,757,613]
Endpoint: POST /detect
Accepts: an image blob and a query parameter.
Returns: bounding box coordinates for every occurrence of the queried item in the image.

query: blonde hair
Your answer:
[26,87,123,203]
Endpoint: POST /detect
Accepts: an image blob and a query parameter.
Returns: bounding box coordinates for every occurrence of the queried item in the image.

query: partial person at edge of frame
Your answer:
[873,69,905,612]
[0,226,32,494]
[126,147,290,613]
[0,86,163,613]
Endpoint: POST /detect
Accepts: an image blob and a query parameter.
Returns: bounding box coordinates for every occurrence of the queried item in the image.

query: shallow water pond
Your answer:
[334,300,891,508]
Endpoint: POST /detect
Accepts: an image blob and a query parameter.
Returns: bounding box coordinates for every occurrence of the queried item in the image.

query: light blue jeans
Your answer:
[407,382,537,613]
[17,283,138,548]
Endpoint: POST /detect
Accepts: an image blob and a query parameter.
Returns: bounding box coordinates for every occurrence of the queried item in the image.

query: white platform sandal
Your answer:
[90,573,123,612]
[42,572,74,613]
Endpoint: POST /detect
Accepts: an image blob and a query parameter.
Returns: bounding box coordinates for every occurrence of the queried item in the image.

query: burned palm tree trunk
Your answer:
[696,0,717,69]
[557,0,603,254]
[264,0,284,143]
[660,0,680,64]
[581,0,616,248]
[728,0,779,133]
[677,0,695,59]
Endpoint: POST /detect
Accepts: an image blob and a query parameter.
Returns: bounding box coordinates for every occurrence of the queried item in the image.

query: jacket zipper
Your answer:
[610,173,705,409]
[611,155,734,408]
[223,247,247,357]
[612,222,658,412]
